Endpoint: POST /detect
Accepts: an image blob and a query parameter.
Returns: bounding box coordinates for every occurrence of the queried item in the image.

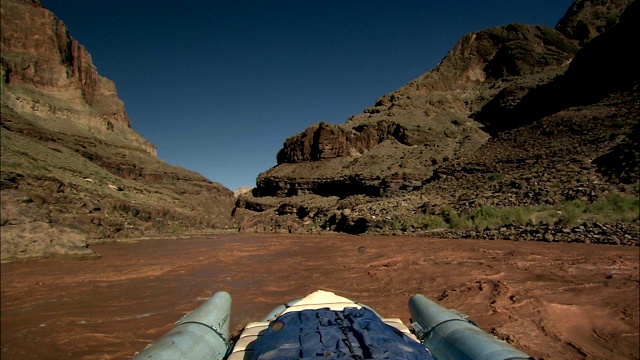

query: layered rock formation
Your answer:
[1,0,155,154]
[236,0,638,241]
[256,16,582,198]
[1,0,235,262]
[556,0,633,44]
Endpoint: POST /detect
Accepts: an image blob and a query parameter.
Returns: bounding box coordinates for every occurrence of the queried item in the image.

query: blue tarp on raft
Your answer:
[251,307,434,360]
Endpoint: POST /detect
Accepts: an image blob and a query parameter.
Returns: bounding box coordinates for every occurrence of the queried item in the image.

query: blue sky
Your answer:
[41,1,574,191]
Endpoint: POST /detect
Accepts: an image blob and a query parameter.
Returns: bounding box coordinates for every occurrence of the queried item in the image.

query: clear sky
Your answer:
[41,1,574,191]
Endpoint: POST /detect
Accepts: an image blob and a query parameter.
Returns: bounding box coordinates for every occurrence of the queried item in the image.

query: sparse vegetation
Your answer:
[169,225,184,234]
[586,192,640,223]
[440,193,640,229]
[557,199,587,226]
[488,172,504,181]
[376,193,639,232]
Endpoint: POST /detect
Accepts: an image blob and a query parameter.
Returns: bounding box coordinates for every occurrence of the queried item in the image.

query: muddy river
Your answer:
[1,234,638,359]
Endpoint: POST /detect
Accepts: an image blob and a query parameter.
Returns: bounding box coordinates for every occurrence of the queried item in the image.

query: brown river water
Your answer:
[1,233,638,359]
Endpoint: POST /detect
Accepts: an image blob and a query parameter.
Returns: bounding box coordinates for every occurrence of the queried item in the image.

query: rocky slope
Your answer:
[235,0,639,242]
[1,0,235,262]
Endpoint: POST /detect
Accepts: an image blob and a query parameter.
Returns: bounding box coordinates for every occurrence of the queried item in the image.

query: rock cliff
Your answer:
[1,0,235,262]
[236,0,638,242]
[257,17,581,198]
[1,0,155,155]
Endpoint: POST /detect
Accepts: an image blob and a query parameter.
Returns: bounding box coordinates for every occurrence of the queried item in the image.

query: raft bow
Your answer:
[133,290,532,360]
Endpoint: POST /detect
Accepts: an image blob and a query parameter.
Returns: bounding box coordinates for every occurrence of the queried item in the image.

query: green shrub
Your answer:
[404,193,639,233]
[466,206,496,228]
[169,225,184,233]
[501,207,535,225]
[420,214,448,229]
[403,214,448,230]
[439,206,456,224]
[587,193,639,222]
[557,199,586,226]
[439,207,472,229]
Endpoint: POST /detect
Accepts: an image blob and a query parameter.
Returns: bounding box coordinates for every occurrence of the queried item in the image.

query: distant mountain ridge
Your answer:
[234,0,638,240]
[1,0,235,262]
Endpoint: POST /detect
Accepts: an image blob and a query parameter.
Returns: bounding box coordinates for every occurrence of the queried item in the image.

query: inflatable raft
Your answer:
[134,290,532,360]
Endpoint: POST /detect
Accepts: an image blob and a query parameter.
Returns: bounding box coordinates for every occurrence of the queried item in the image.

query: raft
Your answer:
[133,290,532,360]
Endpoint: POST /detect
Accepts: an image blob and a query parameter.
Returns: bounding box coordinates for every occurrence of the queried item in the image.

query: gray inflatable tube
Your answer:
[408,294,533,360]
[134,291,231,360]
